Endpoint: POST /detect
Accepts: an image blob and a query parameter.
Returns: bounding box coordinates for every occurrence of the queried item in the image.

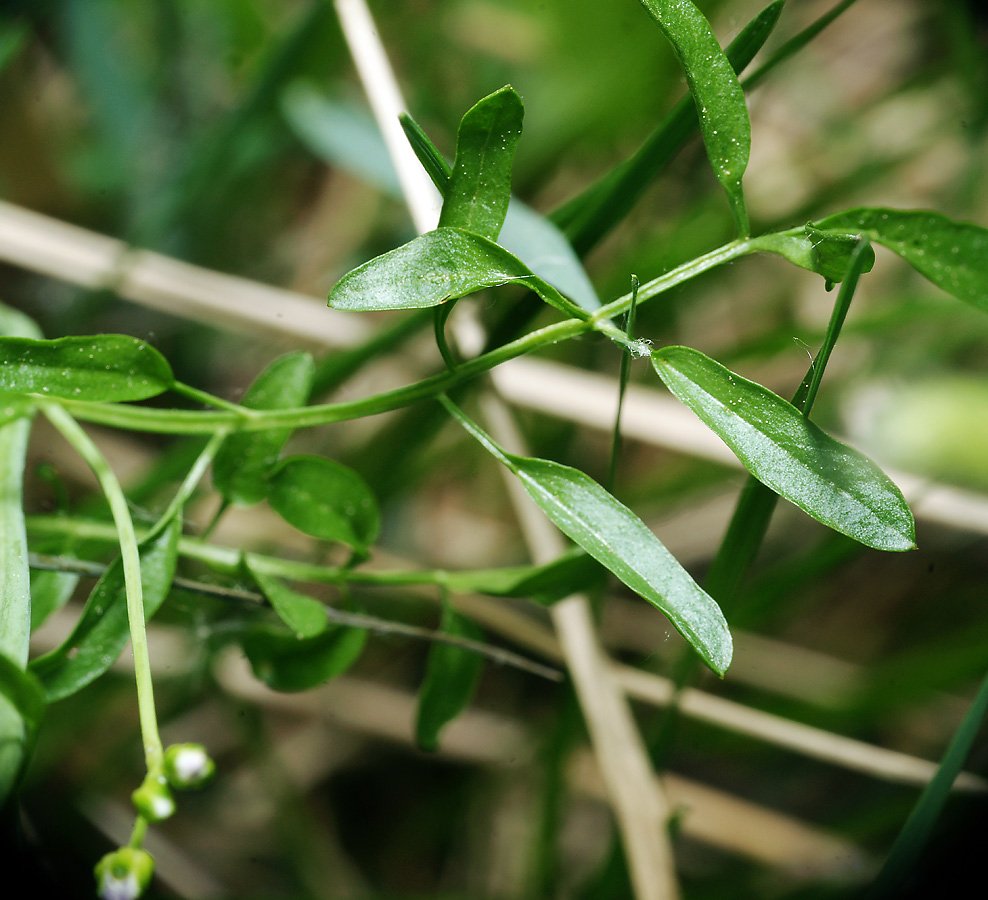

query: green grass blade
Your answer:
[865,668,988,898]
[555,0,783,253]
[637,0,751,235]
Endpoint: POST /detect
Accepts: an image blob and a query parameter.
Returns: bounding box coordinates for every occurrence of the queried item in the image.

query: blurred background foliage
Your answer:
[2,0,988,897]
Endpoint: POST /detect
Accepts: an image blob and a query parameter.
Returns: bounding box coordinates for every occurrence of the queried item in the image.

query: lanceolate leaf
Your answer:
[651,346,916,551]
[814,207,988,312]
[213,351,315,505]
[30,517,182,702]
[440,397,732,675]
[245,562,328,639]
[415,600,485,752]
[0,334,173,402]
[638,0,751,234]
[266,455,380,551]
[438,85,524,242]
[242,622,367,692]
[327,227,583,317]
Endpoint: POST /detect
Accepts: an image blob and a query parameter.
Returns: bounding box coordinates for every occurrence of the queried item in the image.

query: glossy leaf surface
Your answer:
[442,398,732,675]
[443,548,605,601]
[246,562,328,639]
[242,623,366,692]
[815,207,988,311]
[213,351,315,505]
[415,602,485,751]
[30,517,181,702]
[752,226,876,285]
[328,227,581,317]
[438,85,523,242]
[651,346,916,551]
[266,455,379,551]
[0,334,173,401]
[638,0,750,231]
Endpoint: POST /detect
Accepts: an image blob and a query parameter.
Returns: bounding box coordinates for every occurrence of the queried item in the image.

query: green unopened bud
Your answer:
[163,743,215,789]
[131,772,175,822]
[94,847,154,900]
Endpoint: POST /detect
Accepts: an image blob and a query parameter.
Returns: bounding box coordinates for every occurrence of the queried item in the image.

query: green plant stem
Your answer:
[39,404,164,771]
[47,238,755,436]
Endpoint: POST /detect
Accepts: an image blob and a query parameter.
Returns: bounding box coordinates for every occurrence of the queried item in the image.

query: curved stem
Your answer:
[40,404,164,770]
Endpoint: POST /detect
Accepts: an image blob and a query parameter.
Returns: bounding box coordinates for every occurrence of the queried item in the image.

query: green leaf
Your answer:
[415,601,485,752]
[0,334,173,402]
[750,225,876,285]
[438,85,524,242]
[555,0,784,255]
[814,207,988,312]
[651,346,916,551]
[327,227,583,317]
[638,0,751,234]
[266,455,380,551]
[242,622,367,692]
[245,562,328,639]
[30,517,181,702]
[440,397,732,676]
[213,351,315,505]
[0,656,45,804]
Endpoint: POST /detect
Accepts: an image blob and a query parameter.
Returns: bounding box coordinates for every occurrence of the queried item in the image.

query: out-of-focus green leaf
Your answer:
[30,517,181,702]
[438,85,523,242]
[638,0,751,233]
[815,207,988,311]
[281,83,402,195]
[213,351,314,505]
[555,0,784,255]
[266,455,379,551]
[415,601,485,752]
[651,346,916,551]
[242,622,366,692]
[0,656,45,805]
[327,227,582,317]
[245,562,327,639]
[441,396,732,676]
[0,335,173,402]
[751,226,876,285]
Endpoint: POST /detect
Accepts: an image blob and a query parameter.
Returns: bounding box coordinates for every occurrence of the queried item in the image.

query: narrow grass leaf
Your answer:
[245,562,328,639]
[438,85,523,242]
[651,346,916,551]
[266,455,379,551]
[638,0,751,234]
[213,351,315,505]
[30,517,181,702]
[242,623,367,692]
[865,667,988,898]
[0,334,173,402]
[555,0,783,254]
[415,601,485,751]
[815,207,988,312]
[440,396,732,675]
